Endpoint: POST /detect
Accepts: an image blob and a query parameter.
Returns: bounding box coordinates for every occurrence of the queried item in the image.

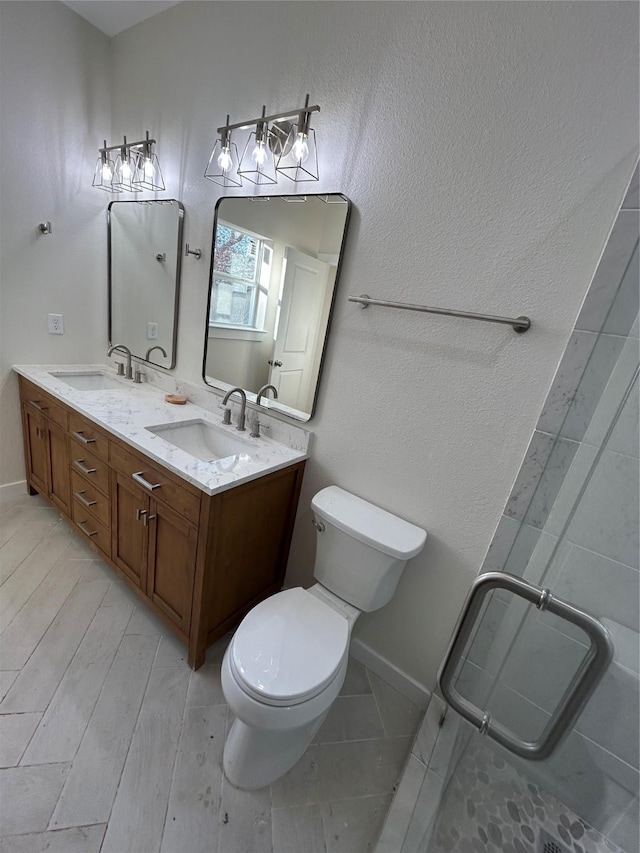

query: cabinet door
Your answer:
[147,499,197,635]
[112,472,148,591]
[46,420,70,515]
[22,404,48,494]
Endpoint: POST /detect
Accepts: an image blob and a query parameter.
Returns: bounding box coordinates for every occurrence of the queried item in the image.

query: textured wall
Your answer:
[109,1,638,689]
[0,1,111,485]
[2,1,638,691]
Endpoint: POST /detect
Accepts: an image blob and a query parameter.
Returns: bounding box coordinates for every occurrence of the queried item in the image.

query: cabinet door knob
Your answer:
[136,508,156,526]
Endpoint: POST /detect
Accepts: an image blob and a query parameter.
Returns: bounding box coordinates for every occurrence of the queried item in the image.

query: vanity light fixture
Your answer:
[132,131,165,191]
[274,95,319,183]
[92,141,121,192]
[237,106,277,185]
[205,96,320,191]
[92,132,165,194]
[112,138,142,193]
[204,116,243,188]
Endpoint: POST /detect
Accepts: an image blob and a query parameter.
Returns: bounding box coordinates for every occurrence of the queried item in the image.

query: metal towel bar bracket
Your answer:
[349,294,531,333]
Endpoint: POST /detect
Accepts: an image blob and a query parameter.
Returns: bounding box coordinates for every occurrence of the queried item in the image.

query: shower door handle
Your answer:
[438,571,613,760]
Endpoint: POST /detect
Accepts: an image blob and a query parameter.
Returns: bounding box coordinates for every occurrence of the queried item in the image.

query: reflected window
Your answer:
[210,222,272,329]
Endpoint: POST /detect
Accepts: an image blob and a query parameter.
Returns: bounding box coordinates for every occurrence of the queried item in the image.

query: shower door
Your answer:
[400,211,639,853]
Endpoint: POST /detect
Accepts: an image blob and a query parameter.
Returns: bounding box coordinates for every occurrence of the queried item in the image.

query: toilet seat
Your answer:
[230,587,349,706]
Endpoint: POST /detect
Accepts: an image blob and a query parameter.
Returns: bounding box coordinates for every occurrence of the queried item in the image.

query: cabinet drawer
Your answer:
[110,442,200,525]
[70,439,110,495]
[20,380,68,429]
[72,499,111,558]
[71,470,110,528]
[69,412,110,462]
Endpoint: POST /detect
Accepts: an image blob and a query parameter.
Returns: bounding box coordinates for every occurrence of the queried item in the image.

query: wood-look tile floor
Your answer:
[0,494,422,853]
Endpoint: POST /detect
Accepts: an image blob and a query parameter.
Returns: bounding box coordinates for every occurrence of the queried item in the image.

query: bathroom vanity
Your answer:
[16,367,307,669]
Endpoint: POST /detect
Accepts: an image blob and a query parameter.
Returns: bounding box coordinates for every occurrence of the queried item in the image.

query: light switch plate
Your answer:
[147,322,158,340]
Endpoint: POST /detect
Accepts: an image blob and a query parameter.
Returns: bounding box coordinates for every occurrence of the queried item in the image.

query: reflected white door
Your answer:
[270,248,329,411]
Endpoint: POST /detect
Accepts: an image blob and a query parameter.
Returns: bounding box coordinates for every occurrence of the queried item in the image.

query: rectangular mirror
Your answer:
[202,193,351,421]
[108,199,184,368]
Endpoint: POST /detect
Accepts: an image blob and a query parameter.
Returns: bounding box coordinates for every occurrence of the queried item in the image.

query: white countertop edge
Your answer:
[13,365,308,497]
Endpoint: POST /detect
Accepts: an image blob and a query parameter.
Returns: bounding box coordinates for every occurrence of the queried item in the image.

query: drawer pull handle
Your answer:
[31,400,49,411]
[132,471,162,491]
[77,520,98,537]
[75,490,97,508]
[74,460,97,475]
[73,430,96,445]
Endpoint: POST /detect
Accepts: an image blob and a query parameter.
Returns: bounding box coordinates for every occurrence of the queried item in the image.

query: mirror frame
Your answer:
[201,193,351,422]
[108,199,185,369]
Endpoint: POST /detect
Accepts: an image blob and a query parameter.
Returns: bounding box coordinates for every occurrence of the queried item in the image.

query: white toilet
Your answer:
[221,485,427,790]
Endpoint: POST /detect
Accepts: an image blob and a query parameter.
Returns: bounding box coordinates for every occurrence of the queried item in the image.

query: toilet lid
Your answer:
[231,588,349,704]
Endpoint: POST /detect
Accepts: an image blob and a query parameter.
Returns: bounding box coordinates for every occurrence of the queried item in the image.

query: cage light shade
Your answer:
[112,150,142,193]
[92,153,121,192]
[276,125,319,183]
[237,131,277,185]
[132,151,165,191]
[205,139,243,188]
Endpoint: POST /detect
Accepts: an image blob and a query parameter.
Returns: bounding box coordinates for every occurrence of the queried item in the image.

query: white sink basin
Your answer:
[49,371,125,391]
[146,419,253,464]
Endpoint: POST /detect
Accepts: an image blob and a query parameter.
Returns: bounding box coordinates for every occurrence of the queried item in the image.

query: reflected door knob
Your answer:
[267,360,283,367]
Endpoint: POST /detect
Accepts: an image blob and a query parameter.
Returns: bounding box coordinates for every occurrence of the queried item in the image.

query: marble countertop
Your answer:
[14,365,309,496]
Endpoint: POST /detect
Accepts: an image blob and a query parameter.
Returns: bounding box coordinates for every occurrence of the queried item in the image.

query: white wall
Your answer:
[0,1,111,486]
[2,1,638,690]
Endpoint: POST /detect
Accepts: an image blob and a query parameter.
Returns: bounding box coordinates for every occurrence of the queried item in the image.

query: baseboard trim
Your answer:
[350,636,431,710]
[0,480,28,503]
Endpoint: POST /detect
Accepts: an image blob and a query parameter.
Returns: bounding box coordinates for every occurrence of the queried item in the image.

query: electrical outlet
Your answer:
[48,313,64,335]
[147,322,158,340]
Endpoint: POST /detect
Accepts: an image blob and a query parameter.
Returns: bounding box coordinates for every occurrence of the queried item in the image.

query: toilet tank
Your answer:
[311,486,427,612]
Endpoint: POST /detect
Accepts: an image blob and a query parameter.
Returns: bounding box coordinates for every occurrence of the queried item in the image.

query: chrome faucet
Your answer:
[108,344,133,380]
[222,387,247,432]
[250,385,278,438]
[145,345,167,362]
[256,384,278,407]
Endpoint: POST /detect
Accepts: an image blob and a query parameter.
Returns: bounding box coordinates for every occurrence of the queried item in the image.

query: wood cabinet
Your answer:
[22,404,48,494]
[21,392,70,514]
[18,376,305,669]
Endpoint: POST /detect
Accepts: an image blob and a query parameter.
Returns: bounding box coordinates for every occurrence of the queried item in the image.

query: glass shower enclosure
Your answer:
[395,170,639,853]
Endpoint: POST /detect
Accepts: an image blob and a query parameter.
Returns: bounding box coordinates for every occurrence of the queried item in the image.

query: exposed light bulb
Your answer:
[251,141,267,167]
[217,146,233,173]
[143,157,156,179]
[121,159,132,180]
[292,133,309,164]
[101,161,112,181]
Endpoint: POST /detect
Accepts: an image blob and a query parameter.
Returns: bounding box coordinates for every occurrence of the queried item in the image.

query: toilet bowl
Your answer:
[221,486,427,790]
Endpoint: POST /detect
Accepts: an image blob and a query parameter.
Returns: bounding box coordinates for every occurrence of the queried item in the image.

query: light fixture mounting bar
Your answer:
[99,135,157,155]
[217,103,320,135]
